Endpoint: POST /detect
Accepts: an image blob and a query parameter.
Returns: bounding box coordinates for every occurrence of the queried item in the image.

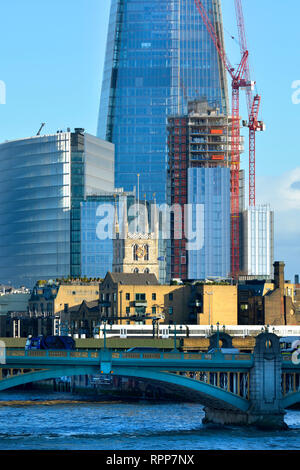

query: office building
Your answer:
[240,205,274,279]
[80,189,136,279]
[98,0,229,204]
[0,129,114,287]
[167,100,243,280]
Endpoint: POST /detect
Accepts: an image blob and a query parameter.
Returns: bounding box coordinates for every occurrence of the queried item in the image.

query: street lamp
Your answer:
[216,322,220,350]
[103,320,107,350]
[173,322,178,352]
[119,291,123,325]
[152,318,156,338]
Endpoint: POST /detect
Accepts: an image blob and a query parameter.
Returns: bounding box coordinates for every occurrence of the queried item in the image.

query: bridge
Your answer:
[0,332,300,429]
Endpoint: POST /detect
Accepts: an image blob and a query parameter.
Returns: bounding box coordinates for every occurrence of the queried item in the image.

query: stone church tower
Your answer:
[113,198,159,279]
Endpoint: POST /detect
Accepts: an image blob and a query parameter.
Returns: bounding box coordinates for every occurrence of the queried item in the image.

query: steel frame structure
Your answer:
[194,0,251,278]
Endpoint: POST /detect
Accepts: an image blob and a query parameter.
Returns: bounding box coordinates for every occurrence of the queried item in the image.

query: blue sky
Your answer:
[0,0,299,280]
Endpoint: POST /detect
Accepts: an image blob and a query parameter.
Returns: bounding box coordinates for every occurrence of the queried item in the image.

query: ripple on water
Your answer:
[0,391,300,450]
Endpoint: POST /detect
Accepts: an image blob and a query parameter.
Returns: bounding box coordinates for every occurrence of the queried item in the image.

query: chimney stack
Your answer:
[274,261,285,292]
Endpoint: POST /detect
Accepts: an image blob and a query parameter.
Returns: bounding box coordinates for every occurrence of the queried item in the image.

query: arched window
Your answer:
[133,268,139,274]
[133,244,139,261]
[144,244,149,261]
[144,268,149,274]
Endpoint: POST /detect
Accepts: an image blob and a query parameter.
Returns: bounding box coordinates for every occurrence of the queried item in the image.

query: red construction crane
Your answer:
[193,0,253,278]
[234,0,265,207]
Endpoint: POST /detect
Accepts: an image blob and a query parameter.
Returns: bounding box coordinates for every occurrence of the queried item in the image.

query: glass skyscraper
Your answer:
[98,0,229,204]
[240,205,274,279]
[0,129,114,288]
[187,167,231,279]
[80,190,136,279]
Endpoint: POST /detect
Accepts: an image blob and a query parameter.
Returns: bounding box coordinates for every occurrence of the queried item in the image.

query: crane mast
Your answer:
[193,0,253,278]
[234,0,265,207]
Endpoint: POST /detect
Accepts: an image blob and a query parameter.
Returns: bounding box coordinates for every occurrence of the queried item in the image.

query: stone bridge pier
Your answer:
[203,332,287,429]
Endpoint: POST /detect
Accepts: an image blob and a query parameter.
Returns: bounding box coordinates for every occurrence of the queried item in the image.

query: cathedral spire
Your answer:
[143,196,149,235]
[121,195,128,239]
[152,193,159,239]
[113,194,119,238]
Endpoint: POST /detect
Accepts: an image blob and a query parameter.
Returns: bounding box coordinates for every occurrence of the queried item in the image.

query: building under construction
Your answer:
[98,0,274,283]
[167,99,244,281]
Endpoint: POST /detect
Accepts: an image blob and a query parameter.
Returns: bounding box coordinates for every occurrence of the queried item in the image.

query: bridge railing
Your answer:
[6,349,99,359]
[5,349,254,363]
[111,351,253,362]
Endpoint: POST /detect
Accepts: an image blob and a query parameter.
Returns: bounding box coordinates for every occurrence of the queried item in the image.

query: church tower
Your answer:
[113,197,159,279]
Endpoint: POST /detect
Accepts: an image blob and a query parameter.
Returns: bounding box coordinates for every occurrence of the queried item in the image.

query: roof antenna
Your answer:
[36,123,45,136]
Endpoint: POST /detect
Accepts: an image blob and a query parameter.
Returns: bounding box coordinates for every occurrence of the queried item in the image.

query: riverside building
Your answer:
[0,129,114,287]
[100,272,238,325]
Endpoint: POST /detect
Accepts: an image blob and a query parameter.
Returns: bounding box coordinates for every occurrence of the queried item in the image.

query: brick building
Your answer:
[100,272,238,326]
[238,262,300,325]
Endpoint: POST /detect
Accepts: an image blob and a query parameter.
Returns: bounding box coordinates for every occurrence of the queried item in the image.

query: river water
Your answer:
[0,389,299,451]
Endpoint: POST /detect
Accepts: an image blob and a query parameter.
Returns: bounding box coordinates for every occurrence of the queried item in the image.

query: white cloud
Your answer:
[256,167,300,212]
[255,168,300,278]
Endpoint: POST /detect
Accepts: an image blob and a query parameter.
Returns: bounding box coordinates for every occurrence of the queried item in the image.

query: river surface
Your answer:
[0,389,299,450]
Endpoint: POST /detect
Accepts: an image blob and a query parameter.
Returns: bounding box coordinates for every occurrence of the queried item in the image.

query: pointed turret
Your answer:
[113,195,119,239]
[152,194,159,240]
[120,195,128,240]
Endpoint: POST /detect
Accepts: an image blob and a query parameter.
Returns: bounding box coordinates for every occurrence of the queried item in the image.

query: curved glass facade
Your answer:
[0,134,72,288]
[98,0,228,204]
[0,132,114,288]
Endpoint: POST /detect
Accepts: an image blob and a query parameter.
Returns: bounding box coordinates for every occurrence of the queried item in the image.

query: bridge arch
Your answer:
[112,367,250,412]
[282,392,300,409]
[0,366,97,392]
[0,365,249,413]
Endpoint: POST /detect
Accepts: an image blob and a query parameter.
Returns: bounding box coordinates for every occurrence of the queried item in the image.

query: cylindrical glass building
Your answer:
[0,131,114,287]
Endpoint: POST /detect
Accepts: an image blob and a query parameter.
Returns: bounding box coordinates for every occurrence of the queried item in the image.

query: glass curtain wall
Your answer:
[0,134,72,288]
[241,206,274,278]
[81,193,135,278]
[187,166,230,279]
[71,131,115,278]
[98,0,229,204]
[0,131,115,287]
[81,198,115,279]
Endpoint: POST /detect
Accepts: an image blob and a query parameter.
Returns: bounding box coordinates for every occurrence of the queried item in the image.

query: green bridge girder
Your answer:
[1,348,300,413]
[0,348,253,412]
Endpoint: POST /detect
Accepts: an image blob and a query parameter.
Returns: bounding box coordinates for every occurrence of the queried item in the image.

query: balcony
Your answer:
[134,300,147,307]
